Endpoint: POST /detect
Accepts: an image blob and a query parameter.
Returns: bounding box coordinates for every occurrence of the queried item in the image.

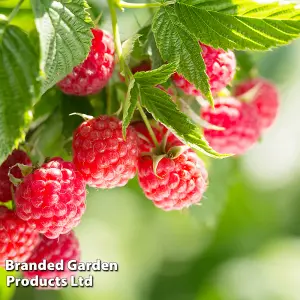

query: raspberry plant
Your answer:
[0,0,300,293]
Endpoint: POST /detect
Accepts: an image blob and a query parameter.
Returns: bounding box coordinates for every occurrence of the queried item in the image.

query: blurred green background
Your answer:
[2,0,300,299]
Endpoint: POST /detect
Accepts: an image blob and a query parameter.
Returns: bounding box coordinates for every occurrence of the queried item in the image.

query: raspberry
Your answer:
[173,43,236,96]
[73,115,139,188]
[23,231,80,289]
[234,78,279,129]
[138,134,208,211]
[15,158,86,239]
[0,149,31,203]
[57,28,115,96]
[201,97,260,155]
[0,207,40,266]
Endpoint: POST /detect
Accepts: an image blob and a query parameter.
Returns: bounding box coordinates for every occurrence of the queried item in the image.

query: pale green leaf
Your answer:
[175,0,300,50]
[152,5,213,105]
[0,24,40,164]
[122,33,142,66]
[139,86,228,158]
[134,62,177,86]
[30,0,93,93]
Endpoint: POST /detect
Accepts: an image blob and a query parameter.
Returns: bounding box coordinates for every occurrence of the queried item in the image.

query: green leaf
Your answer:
[122,79,139,137]
[139,86,228,158]
[175,0,300,51]
[122,34,142,66]
[134,62,177,86]
[0,24,40,164]
[152,5,213,105]
[30,0,94,93]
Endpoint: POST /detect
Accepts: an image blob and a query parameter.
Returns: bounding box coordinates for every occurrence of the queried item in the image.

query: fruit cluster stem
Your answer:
[137,102,159,147]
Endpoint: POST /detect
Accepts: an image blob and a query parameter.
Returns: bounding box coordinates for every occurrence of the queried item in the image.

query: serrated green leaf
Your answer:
[122,34,142,66]
[0,24,40,164]
[134,62,177,85]
[122,79,139,137]
[175,0,300,51]
[139,86,228,158]
[152,5,213,105]
[30,0,94,93]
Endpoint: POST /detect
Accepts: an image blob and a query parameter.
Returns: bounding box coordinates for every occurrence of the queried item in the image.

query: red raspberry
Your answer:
[57,28,115,96]
[23,231,80,289]
[73,115,139,188]
[138,135,208,211]
[234,78,279,129]
[201,97,260,155]
[173,43,236,96]
[15,158,86,239]
[0,149,31,203]
[0,207,40,266]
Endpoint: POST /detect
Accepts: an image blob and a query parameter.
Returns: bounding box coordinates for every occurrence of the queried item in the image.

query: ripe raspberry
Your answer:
[234,78,279,129]
[57,28,115,96]
[173,43,236,96]
[15,158,86,239]
[0,149,31,203]
[138,135,208,211]
[23,231,80,289]
[0,207,40,266]
[73,115,139,188]
[201,97,260,155]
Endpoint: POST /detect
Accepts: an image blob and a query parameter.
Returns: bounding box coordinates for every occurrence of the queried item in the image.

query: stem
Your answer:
[107,0,159,147]
[7,0,25,23]
[107,0,124,65]
[106,84,112,115]
[137,102,159,147]
[119,1,161,8]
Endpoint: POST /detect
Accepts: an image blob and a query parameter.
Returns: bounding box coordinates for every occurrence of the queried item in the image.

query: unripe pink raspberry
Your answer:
[15,158,86,239]
[57,28,115,96]
[0,149,31,203]
[73,115,139,189]
[201,97,260,155]
[23,231,80,289]
[0,207,40,266]
[137,133,208,211]
[173,43,236,96]
[234,78,279,129]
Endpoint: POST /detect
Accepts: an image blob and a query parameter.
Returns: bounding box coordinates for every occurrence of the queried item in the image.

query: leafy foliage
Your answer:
[30,0,94,93]
[152,5,213,105]
[174,0,300,51]
[0,22,40,164]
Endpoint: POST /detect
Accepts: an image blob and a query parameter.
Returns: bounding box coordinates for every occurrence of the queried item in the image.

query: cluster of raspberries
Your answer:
[0,28,278,289]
